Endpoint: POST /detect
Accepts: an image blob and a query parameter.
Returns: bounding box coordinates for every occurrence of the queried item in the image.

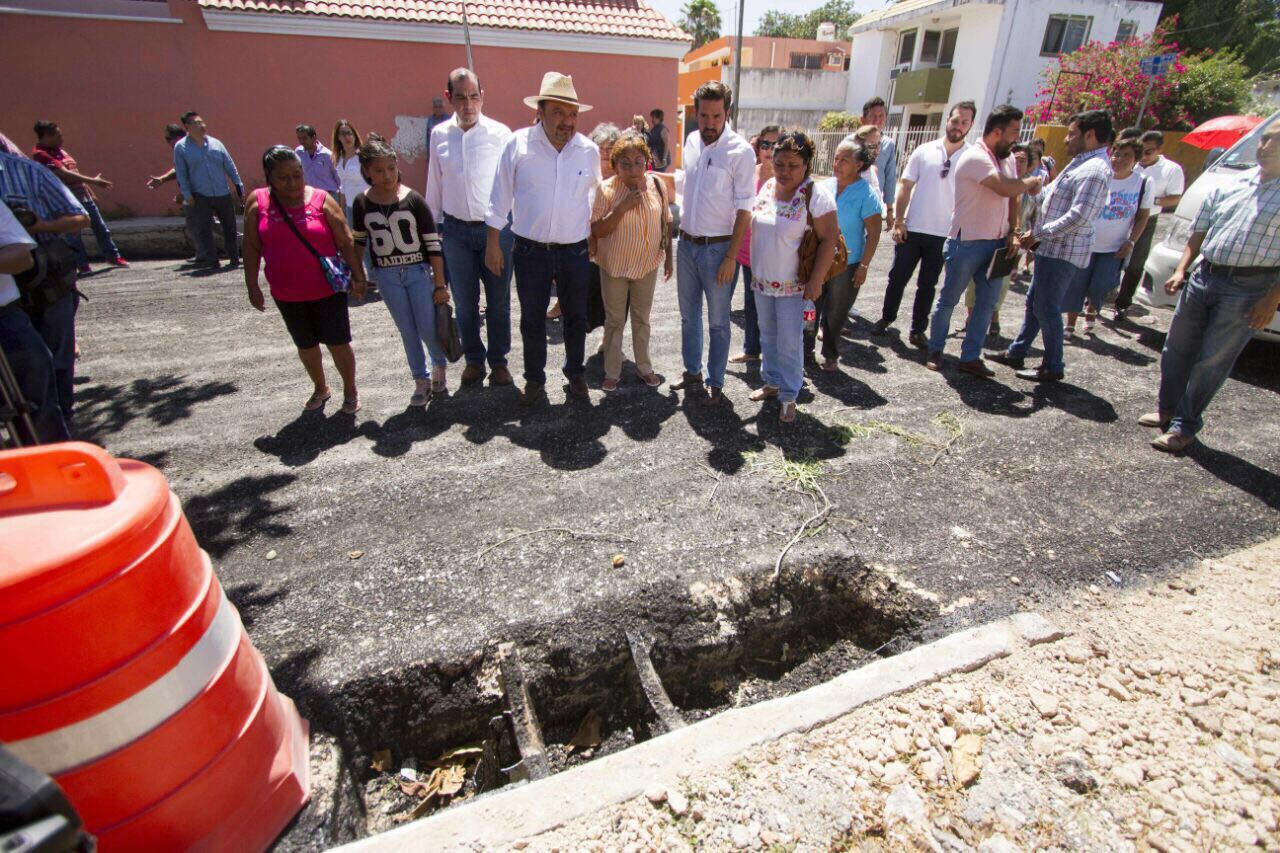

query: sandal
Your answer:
[779,401,797,423]
[640,373,661,388]
[341,397,361,415]
[304,389,332,411]
[601,378,619,392]
[748,386,779,402]
[431,365,447,394]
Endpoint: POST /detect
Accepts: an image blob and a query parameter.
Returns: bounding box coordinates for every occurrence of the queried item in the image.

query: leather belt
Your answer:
[443,213,485,226]
[515,236,587,251]
[1202,261,1280,278]
[679,231,731,245]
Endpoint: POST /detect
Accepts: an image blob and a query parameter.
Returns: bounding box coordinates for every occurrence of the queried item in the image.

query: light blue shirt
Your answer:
[174,135,243,199]
[824,177,884,263]
[839,133,897,207]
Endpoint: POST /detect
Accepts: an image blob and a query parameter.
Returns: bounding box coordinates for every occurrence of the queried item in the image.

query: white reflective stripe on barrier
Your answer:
[7,589,242,775]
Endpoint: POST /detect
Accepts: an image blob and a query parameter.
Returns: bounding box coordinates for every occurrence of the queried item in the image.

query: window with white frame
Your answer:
[938,28,958,67]
[1041,15,1092,55]
[920,30,942,63]
[1116,19,1138,42]
[896,29,917,65]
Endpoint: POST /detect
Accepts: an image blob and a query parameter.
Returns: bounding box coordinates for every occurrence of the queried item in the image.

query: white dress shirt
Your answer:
[426,113,512,223]
[1136,155,1185,206]
[680,127,756,238]
[486,124,601,243]
[901,138,968,237]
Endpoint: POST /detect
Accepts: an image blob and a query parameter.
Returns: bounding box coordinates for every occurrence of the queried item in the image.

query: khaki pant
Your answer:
[601,268,658,379]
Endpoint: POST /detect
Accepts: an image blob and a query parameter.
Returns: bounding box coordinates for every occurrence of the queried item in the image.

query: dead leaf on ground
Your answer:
[349,550,364,560]
[438,763,467,796]
[371,749,392,773]
[952,733,984,787]
[427,745,483,766]
[567,709,603,754]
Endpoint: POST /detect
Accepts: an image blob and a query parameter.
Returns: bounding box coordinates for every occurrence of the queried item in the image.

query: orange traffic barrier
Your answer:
[0,442,309,851]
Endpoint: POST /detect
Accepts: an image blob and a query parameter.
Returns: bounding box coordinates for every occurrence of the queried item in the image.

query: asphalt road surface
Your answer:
[69,244,1277,802]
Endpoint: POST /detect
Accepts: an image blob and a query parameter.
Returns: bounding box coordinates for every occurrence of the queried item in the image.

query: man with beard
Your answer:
[872,101,975,346]
[993,110,1113,382]
[485,72,600,406]
[674,81,755,406]
[925,105,1042,376]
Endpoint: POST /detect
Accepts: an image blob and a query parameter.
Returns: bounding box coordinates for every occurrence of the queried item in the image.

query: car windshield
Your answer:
[1217,111,1280,170]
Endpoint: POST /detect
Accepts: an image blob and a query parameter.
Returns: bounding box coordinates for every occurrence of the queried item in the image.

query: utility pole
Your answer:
[731,0,745,127]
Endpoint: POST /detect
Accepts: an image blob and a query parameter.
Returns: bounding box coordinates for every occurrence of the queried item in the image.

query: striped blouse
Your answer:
[590,175,670,279]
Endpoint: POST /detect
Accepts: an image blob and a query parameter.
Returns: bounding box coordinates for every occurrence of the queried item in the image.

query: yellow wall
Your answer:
[1032,126,1212,184]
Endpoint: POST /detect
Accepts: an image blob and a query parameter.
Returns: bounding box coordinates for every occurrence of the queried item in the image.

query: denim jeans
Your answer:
[0,304,70,442]
[929,238,1004,362]
[754,290,806,403]
[879,231,947,333]
[513,237,590,384]
[191,193,239,264]
[733,263,761,357]
[441,215,513,368]
[1158,264,1275,437]
[24,290,77,426]
[1007,254,1079,374]
[1063,251,1124,314]
[371,263,445,380]
[66,197,121,265]
[677,239,733,388]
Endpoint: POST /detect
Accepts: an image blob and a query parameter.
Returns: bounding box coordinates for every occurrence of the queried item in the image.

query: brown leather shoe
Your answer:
[700,386,725,407]
[567,378,590,398]
[519,382,545,407]
[1151,431,1194,453]
[956,358,995,378]
[1138,411,1170,429]
[488,365,514,386]
[671,372,703,391]
[461,364,486,384]
[925,351,944,371]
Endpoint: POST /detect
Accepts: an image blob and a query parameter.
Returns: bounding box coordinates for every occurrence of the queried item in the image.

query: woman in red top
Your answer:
[243,146,368,414]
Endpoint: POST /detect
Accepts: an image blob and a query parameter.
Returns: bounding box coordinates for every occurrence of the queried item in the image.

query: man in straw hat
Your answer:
[486,71,602,406]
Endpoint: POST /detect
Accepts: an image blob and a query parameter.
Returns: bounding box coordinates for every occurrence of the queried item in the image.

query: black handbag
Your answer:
[435,302,465,363]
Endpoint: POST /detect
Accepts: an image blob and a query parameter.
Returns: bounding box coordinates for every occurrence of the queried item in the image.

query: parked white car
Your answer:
[1139,110,1280,343]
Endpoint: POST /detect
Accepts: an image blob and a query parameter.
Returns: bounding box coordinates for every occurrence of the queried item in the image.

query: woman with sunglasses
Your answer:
[729,125,780,367]
[243,145,368,414]
[747,130,840,422]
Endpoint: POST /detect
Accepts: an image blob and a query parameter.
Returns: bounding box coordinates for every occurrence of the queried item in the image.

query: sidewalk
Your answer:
[88,216,241,259]
[513,538,1280,851]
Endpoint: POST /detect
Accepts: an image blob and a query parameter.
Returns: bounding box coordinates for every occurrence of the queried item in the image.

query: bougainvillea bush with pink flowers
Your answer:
[1031,21,1258,130]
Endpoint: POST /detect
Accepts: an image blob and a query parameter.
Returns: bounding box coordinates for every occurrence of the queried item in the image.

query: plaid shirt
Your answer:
[1033,147,1111,268]
[0,151,86,244]
[1194,167,1280,269]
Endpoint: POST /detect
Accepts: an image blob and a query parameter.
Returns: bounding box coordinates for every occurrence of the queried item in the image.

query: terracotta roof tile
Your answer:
[197,0,691,42]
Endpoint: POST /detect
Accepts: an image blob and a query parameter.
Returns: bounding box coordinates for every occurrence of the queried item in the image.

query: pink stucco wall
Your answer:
[0,0,680,217]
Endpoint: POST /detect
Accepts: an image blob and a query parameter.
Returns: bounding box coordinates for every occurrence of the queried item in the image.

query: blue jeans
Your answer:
[371,263,445,380]
[1007,254,1079,374]
[1063,252,1124,314]
[0,304,70,442]
[513,237,590,384]
[928,238,1004,362]
[1158,264,1275,437]
[27,291,77,425]
[733,264,761,357]
[441,216,513,368]
[66,197,121,265]
[754,290,807,403]
[677,239,733,388]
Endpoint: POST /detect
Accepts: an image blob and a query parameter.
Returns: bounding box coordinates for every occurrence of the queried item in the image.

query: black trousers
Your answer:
[1114,214,1159,310]
[879,230,947,334]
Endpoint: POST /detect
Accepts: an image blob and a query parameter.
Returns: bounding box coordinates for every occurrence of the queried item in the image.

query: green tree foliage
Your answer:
[679,0,722,48]
[755,0,860,40]
[1157,0,1280,75]
[819,111,861,131]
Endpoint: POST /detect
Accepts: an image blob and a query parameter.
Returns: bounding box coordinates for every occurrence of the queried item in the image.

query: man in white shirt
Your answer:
[872,101,975,348]
[0,199,69,443]
[428,68,515,387]
[676,80,756,406]
[1114,130,1187,317]
[485,72,601,406]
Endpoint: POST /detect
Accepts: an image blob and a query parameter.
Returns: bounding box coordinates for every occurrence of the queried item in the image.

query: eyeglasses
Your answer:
[758,139,776,150]
[941,157,952,178]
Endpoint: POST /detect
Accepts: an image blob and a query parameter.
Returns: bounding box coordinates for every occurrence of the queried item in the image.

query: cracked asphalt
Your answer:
[70,239,1278,751]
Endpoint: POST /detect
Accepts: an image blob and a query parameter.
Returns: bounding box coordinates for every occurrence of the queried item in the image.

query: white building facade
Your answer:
[845,0,1162,130]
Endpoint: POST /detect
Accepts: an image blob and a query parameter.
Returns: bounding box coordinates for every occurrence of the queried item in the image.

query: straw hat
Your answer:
[523,72,593,112]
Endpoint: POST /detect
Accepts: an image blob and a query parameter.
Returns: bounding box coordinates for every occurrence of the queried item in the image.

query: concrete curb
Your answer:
[337,612,1064,852]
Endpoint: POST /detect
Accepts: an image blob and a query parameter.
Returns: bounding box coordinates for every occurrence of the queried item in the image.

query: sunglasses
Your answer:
[758,139,777,150]
[941,157,952,179]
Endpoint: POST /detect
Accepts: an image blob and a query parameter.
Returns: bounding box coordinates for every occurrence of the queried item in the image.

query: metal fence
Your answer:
[806,124,1042,178]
